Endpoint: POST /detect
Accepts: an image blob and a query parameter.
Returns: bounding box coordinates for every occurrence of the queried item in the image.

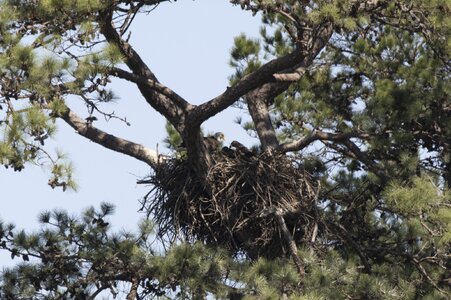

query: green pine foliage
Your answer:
[1,0,450,299]
[0,204,235,299]
[164,121,183,151]
[0,0,124,189]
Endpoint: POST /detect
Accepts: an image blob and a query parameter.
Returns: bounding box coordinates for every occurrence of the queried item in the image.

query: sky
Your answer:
[0,0,262,267]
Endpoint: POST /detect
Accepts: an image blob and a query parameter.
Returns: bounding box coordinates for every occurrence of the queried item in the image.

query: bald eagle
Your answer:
[178,132,225,152]
[204,132,225,152]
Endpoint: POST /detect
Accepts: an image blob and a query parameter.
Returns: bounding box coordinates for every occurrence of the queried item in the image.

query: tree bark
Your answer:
[273,209,305,279]
[246,83,290,151]
[445,158,451,189]
[60,107,161,168]
[126,277,139,300]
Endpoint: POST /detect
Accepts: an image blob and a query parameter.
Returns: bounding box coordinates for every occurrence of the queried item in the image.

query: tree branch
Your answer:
[109,67,191,110]
[126,277,139,300]
[100,10,187,129]
[277,131,367,153]
[272,65,307,82]
[191,23,333,125]
[331,223,372,273]
[326,139,388,180]
[192,51,302,125]
[273,208,305,279]
[60,106,162,169]
[246,82,290,150]
[341,139,387,180]
[278,130,388,180]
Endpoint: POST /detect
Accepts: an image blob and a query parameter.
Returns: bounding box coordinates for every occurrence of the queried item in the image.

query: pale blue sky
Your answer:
[1,1,261,266]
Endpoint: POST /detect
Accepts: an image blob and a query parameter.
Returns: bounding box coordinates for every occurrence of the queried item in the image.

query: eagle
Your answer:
[178,132,225,152]
[204,132,225,152]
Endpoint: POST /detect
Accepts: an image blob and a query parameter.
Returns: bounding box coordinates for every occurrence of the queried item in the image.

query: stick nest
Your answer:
[141,151,319,259]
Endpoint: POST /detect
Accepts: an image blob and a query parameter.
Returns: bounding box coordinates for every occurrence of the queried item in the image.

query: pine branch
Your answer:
[245,83,289,150]
[59,105,162,168]
[126,277,139,300]
[193,24,333,124]
[277,131,367,153]
[100,9,186,129]
[109,67,190,110]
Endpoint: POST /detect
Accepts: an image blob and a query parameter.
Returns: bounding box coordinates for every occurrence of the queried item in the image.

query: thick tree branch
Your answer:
[246,82,290,150]
[109,67,191,110]
[192,51,303,125]
[191,23,333,125]
[100,10,187,129]
[273,65,307,81]
[60,106,161,169]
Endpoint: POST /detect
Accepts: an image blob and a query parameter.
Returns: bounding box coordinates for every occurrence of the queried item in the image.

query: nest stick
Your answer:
[274,208,306,279]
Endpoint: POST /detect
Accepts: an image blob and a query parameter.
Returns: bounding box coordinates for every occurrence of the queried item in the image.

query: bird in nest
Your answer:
[204,132,226,152]
[178,132,226,152]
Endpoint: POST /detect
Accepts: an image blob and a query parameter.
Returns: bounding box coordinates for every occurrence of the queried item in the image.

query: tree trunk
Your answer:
[445,160,451,189]
[126,277,139,300]
[183,125,212,185]
[246,83,289,151]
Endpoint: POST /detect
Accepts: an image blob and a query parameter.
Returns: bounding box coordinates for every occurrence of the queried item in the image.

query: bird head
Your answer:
[214,132,226,143]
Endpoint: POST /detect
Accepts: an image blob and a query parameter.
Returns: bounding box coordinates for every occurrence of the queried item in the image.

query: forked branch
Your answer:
[100,10,186,129]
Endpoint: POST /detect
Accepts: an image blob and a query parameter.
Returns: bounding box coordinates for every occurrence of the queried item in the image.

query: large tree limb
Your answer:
[191,23,333,125]
[272,65,307,81]
[245,82,291,150]
[192,51,303,125]
[100,10,187,129]
[109,67,191,110]
[60,106,161,169]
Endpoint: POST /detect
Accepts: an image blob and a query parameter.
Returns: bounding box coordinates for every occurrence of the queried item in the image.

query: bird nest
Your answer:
[140,150,319,259]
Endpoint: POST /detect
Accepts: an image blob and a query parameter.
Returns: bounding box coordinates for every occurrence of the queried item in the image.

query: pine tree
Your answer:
[1,1,450,299]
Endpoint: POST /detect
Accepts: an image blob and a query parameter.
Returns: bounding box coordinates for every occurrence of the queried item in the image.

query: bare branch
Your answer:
[126,277,139,300]
[326,139,388,180]
[89,286,109,300]
[273,65,307,81]
[260,206,305,279]
[192,24,333,124]
[341,139,386,179]
[100,10,187,129]
[109,67,191,110]
[278,130,388,180]
[60,106,162,169]
[277,131,367,153]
